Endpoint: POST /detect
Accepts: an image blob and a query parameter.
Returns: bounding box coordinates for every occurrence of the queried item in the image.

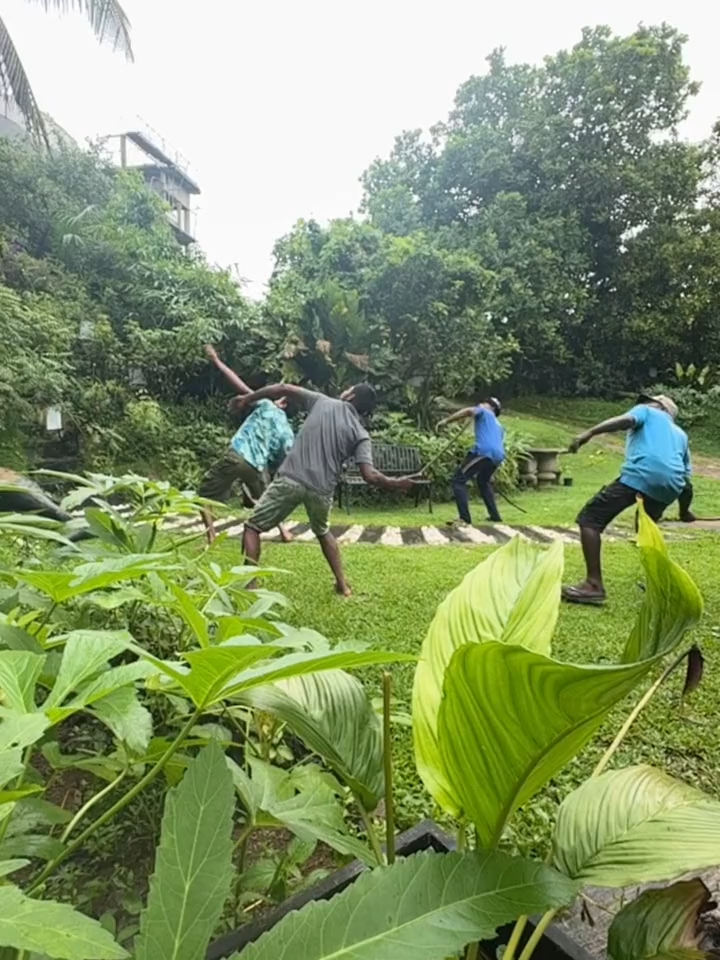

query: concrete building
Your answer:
[111,120,200,246]
[0,97,29,139]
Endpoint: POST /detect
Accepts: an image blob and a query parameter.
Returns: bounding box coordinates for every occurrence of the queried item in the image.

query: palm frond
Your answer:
[28,0,134,60]
[0,14,49,146]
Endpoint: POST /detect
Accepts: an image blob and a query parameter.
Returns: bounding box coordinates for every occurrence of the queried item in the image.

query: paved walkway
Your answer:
[164,515,628,547]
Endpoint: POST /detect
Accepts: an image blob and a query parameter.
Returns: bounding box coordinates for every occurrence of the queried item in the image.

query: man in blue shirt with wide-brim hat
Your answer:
[563,393,693,606]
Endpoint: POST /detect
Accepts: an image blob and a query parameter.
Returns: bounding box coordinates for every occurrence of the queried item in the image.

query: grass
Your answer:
[509,395,720,460]
[213,533,720,857]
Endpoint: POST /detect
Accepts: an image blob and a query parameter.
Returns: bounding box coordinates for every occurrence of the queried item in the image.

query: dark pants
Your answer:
[577,479,694,532]
[678,480,694,518]
[452,454,502,523]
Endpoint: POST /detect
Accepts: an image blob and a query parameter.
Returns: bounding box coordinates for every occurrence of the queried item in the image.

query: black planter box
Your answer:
[207,820,594,960]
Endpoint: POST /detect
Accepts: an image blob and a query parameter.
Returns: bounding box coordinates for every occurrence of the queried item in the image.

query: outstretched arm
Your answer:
[230,383,318,412]
[437,407,476,429]
[205,345,251,395]
[358,462,420,492]
[568,414,636,453]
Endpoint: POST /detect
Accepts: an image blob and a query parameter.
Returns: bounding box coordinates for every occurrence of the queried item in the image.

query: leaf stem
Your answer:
[60,768,128,843]
[517,909,557,960]
[456,824,467,853]
[357,800,385,866]
[33,601,57,639]
[27,707,201,894]
[234,823,254,925]
[382,672,395,865]
[502,916,529,960]
[592,647,689,778]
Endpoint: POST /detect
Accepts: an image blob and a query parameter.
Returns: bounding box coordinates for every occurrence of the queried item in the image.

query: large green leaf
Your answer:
[238,669,384,809]
[412,537,563,815]
[0,709,50,787]
[6,556,178,604]
[166,582,210,647]
[145,644,414,710]
[552,765,720,886]
[143,642,279,708]
[43,631,133,712]
[90,687,153,754]
[48,661,155,724]
[229,757,374,864]
[0,884,126,959]
[608,879,713,960]
[622,504,703,663]
[239,849,578,960]
[0,650,45,712]
[438,642,650,844]
[134,742,235,960]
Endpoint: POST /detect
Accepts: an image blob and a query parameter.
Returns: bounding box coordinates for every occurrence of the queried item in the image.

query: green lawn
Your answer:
[211,534,720,857]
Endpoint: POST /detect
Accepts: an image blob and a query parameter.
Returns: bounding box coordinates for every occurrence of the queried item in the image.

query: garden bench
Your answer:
[337,443,432,513]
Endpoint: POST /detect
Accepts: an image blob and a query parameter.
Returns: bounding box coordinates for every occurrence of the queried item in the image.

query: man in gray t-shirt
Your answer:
[234,383,419,596]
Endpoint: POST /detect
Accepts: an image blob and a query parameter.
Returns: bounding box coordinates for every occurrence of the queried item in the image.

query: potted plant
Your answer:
[194,503,714,960]
[2,493,716,960]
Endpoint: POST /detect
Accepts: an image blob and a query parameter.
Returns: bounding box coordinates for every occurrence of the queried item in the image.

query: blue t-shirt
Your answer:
[472,408,505,463]
[620,405,690,504]
[230,399,294,472]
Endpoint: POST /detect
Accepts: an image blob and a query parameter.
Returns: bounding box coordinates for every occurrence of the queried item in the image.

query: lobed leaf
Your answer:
[134,742,235,960]
[239,848,578,960]
[0,884,126,959]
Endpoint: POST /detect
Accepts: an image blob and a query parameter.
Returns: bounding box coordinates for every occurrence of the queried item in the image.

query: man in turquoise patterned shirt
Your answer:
[199,346,295,543]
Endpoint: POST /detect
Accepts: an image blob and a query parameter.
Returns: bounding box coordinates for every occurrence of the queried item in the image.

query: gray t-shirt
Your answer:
[278,392,373,495]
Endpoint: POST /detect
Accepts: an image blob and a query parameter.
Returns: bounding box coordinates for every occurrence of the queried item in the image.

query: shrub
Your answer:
[372,412,530,495]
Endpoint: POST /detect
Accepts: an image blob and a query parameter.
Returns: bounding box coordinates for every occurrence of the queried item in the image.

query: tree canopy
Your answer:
[1,21,719,475]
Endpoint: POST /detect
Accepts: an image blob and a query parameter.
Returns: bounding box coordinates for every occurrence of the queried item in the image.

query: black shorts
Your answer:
[576,479,669,532]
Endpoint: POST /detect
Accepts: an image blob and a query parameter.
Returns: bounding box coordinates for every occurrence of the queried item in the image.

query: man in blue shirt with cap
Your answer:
[563,393,692,605]
[438,397,505,526]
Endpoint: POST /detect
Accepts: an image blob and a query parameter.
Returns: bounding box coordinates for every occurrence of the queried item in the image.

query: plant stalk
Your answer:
[592,647,689,778]
[233,823,254,925]
[33,601,57,639]
[517,910,557,960]
[27,707,201,894]
[60,768,128,843]
[382,672,395,865]
[502,915,529,960]
[357,800,385,867]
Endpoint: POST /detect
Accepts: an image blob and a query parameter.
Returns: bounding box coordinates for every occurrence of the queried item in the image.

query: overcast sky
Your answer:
[4,0,716,297]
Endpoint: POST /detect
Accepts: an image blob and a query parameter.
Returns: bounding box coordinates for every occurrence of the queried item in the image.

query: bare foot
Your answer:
[335,582,352,598]
[279,527,294,543]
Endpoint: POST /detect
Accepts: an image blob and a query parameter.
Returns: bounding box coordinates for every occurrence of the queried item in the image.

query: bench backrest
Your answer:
[344,443,423,476]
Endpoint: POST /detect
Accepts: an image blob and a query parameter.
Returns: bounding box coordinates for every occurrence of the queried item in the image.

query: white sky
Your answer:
[3,0,717,298]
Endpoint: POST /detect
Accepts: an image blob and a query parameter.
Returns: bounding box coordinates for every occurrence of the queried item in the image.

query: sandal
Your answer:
[561,584,606,606]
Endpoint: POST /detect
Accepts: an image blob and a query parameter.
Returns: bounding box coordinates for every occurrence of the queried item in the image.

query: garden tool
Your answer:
[421,426,528,515]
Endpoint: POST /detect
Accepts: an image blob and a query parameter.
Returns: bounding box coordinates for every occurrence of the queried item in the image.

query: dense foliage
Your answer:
[268,23,720,404]
[0,140,255,481]
[2,21,720,483]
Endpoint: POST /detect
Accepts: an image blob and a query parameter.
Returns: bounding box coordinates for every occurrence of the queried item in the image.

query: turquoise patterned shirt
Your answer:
[230,400,294,472]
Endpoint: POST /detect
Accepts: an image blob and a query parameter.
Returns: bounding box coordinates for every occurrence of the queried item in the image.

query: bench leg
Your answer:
[428,484,433,514]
